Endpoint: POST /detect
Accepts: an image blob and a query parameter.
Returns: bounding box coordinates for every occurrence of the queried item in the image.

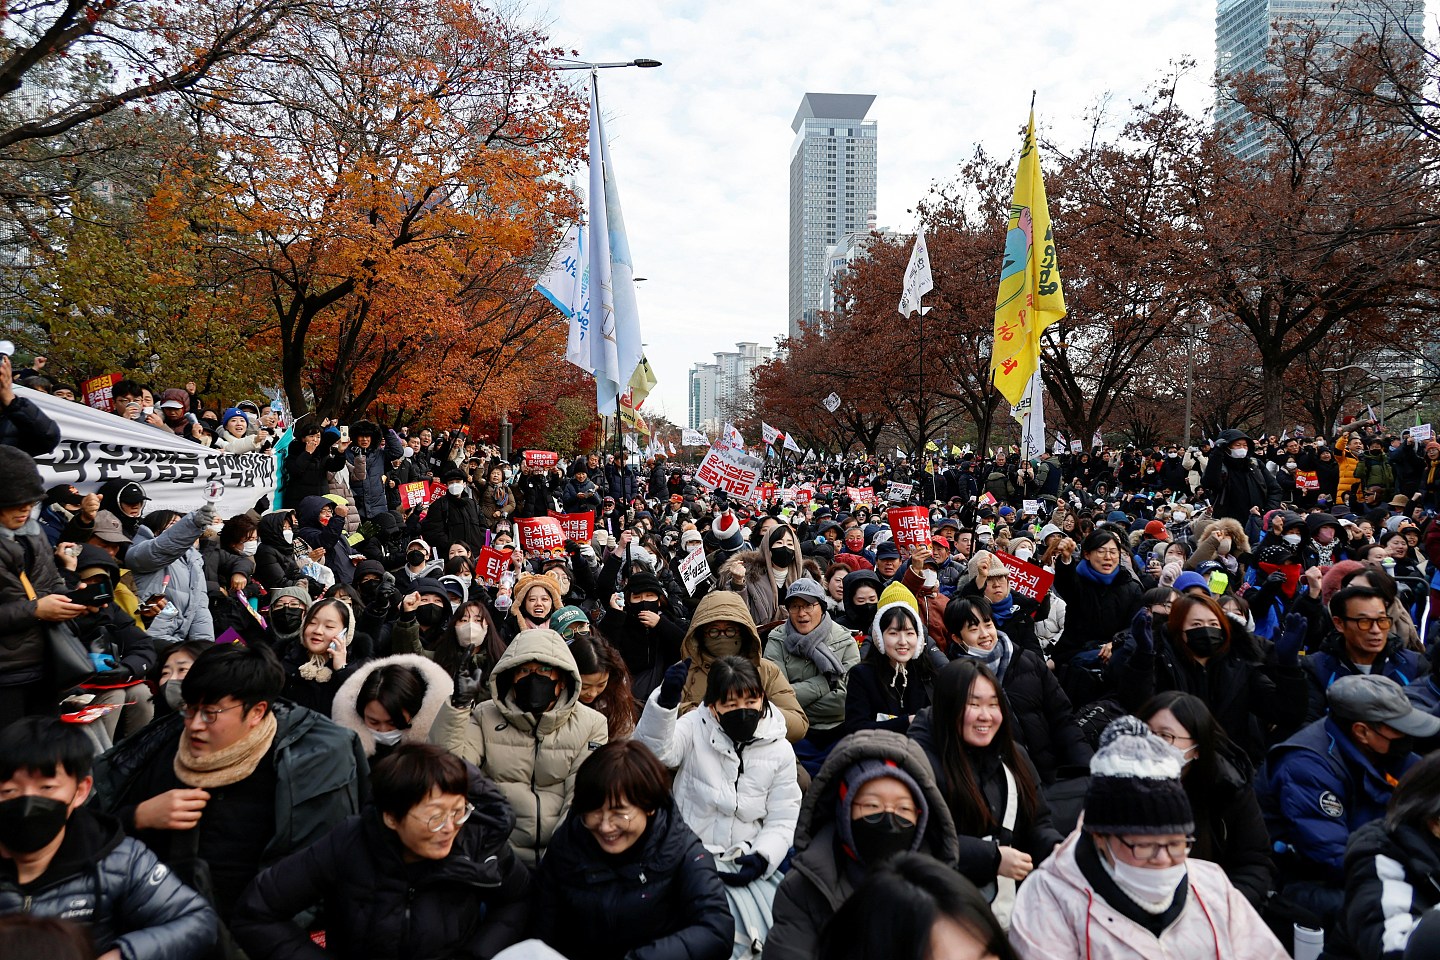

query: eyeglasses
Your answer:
[410,802,475,833]
[703,624,741,639]
[1089,548,1121,558]
[1339,615,1393,631]
[181,703,244,725]
[582,807,641,829]
[1109,835,1196,862]
[1153,730,1193,746]
[851,799,919,823]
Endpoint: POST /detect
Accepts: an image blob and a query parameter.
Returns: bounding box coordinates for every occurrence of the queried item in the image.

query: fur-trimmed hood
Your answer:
[331,654,455,756]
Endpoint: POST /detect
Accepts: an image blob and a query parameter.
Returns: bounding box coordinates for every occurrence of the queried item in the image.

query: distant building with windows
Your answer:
[788,93,877,338]
[688,341,773,432]
[1215,0,1425,158]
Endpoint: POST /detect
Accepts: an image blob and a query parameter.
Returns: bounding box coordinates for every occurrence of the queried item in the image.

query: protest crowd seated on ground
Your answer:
[6,357,1440,959]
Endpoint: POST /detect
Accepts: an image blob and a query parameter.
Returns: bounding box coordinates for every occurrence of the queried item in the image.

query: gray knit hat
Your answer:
[1084,716,1194,836]
[0,446,44,509]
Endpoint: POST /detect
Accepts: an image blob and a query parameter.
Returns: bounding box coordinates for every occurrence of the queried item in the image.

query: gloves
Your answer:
[91,667,132,686]
[452,668,482,708]
[657,659,691,710]
[1264,570,1288,590]
[1276,612,1308,668]
[1130,608,1154,654]
[721,852,768,887]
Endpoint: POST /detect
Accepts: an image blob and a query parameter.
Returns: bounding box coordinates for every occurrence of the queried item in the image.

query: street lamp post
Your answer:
[1321,364,1385,430]
[548,58,663,71]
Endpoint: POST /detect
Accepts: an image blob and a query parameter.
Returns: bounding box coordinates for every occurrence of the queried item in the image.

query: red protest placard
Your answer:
[1295,471,1319,492]
[796,487,814,505]
[847,486,877,507]
[523,450,559,470]
[547,510,594,544]
[760,482,776,503]
[887,505,932,555]
[992,550,1056,603]
[516,516,566,553]
[81,372,123,412]
[398,481,429,511]
[475,546,510,585]
[818,483,833,496]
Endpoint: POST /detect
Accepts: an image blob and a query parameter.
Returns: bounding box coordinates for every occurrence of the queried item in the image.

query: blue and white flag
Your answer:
[586,75,644,415]
[535,225,592,371]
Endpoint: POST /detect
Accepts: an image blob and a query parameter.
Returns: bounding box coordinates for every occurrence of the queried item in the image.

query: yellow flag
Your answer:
[992,110,1065,407]
[925,440,939,452]
[628,354,658,408]
[950,444,963,456]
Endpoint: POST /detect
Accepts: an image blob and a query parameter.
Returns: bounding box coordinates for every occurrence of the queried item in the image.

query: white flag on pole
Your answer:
[667,441,676,455]
[762,422,781,446]
[898,229,934,317]
[822,392,842,413]
[783,433,802,454]
[1013,371,1046,462]
[681,428,707,446]
[535,225,593,373]
[586,75,644,415]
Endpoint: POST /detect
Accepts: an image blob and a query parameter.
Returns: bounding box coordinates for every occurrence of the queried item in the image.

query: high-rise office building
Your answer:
[688,341,773,432]
[788,93,877,339]
[1215,0,1424,158]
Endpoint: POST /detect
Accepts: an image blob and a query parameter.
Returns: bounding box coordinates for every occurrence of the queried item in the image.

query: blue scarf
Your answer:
[989,593,1016,623]
[1076,559,1119,586]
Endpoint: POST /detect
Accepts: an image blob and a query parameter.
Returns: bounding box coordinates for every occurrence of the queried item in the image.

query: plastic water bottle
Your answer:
[1293,924,1323,960]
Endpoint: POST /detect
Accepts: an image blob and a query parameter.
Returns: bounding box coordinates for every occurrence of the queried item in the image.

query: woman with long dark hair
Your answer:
[1136,691,1274,906]
[570,631,637,740]
[908,659,1061,927]
[429,599,507,704]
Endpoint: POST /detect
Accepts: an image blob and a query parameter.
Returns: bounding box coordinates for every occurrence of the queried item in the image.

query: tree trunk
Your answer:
[1261,364,1286,437]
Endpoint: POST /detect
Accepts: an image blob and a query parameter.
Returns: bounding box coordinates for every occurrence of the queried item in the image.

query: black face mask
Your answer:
[406,550,427,567]
[415,604,447,628]
[716,707,762,744]
[847,601,876,624]
[357,580,380,603]
[1380,733,1415,761]
[849,811,918,865]
[769,547,796,567]
[0,795,71,854]
[271,607,305,636]
[1184,626,1226,657]
[512,672,558,714]
[628,600,661,616]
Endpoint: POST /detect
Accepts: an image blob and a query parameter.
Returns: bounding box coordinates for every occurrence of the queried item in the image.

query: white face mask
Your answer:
[371,728,404,746]
[455,621,487,647]
[1014,547,1033,563]
[1216,537,1232,554]
[1104,839,1188,912]
[241,540,259,557]
[447,483,465,497]
[1285,461,1297,470]
[282,529,294,544]
[1228,446,1248,459]
[1283,533,1302,546]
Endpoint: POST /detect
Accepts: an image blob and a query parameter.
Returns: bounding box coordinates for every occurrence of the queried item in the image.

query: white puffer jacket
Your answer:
[634,688,800,875]
[1035,592,1066,653]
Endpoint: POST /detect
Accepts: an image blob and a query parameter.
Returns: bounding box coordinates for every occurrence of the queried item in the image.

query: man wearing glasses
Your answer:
[93,642,366,937]
[1258,673,1440,930]
[1300,582,1426,721]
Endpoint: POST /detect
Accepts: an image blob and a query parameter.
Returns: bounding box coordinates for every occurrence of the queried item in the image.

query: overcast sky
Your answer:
[538,0,1428,424]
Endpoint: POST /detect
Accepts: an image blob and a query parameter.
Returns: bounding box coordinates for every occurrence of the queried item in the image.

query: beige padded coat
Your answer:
[430,628,608,865]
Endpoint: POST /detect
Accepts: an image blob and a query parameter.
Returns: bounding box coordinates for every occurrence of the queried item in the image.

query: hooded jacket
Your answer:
[427,628,608,865]
[762,730,961,960]
[722,524,808,626]
[346,423,405,520]
[1009,830,1288,959]
[0,806,216,960]
[331,653,454,758]
[1200,430,1282,521]
[282,430,345,509]
[843,594,935,736]
[297,494,352,585]
[69,544,156,679]
[232,766,530,960]
[421,486,486,558]
[676,591,808,743]
[764,613,860,732]
[127,506,215,647]
[0,515,66,675]
[634,689,801,873]
[533,803,733,960]
[253,511,302,589]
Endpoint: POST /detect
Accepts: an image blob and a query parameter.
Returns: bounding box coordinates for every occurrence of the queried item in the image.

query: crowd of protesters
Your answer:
[3,348,1440,959]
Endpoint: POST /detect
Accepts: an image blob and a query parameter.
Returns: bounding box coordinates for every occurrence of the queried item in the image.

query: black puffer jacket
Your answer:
[233,767,530,960]
[68,545,157,681]
[533,803,732,960]
[253,510,302,589]
[282,432,345,509]
[1328,818,1440,960]
[0,806,216,960]
[953,637,1092,784]
[909,709,1064,887]
[421,490,486,557]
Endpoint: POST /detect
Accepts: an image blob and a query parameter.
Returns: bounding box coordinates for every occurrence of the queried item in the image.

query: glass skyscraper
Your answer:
[1216,0,1425,158]
[788,93,877,339]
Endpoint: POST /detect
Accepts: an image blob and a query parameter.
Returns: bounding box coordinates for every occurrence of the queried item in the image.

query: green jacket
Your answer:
[764,617,860,731]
